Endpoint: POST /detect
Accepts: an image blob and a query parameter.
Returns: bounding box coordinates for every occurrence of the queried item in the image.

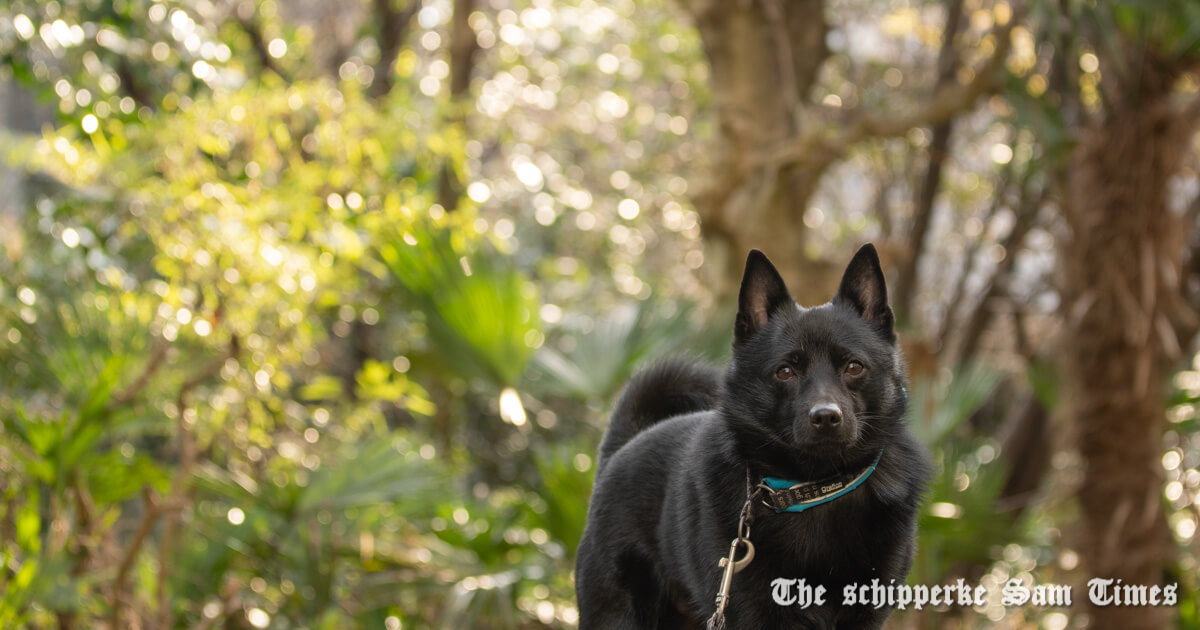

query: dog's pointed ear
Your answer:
[835,244,895,342]
[735,250,792,342]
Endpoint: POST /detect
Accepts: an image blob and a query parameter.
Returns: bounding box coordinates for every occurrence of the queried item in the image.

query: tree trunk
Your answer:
[370,0,420,99]
[677,0,834,304]
[437,0,480,212]
[677,0,1006,306]
[1060,76,1195,630]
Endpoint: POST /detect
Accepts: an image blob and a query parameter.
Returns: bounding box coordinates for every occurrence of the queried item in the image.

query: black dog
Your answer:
[575,245,931,629]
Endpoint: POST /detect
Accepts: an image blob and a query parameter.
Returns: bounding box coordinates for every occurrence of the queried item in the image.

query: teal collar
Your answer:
[758,450,884,513]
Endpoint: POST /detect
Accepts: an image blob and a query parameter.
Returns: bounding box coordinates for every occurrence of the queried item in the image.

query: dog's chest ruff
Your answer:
[704,449,886,629]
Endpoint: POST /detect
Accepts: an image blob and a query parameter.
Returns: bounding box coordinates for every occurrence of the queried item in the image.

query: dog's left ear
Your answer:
[834,244,896,342]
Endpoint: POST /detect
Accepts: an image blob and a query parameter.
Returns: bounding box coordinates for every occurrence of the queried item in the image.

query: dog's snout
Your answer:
[809,403,842,428]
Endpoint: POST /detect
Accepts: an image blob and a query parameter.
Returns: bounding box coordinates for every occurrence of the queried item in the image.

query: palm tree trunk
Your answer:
[1061,78,1195,630]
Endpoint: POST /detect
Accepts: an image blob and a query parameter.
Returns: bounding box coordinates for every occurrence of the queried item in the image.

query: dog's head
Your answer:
[723,245,907,472]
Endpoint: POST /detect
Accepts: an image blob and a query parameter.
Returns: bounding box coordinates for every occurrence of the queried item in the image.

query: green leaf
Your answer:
[907,363,1004,446]
[15,488,41,553]
[297,439,442,514]
[529,301,696,399]
[379,218,540,388]
[301,375,348,401]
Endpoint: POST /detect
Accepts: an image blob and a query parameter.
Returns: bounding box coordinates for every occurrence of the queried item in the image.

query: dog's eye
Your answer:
[845,361,864,376]
[775,365,795,381]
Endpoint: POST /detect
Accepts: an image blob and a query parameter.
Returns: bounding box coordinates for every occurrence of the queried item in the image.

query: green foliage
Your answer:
[906,365,1014,584]
[528,446,594,555]
[529,300,696,400]
[1001,72,1073,165]
[908,363,1004,447]
[1,0,708,623]
[183,437,448,625]
[1109,0,1200,59]
[1164,365,1200,629]
[379,217,540,388]
[7,0,1198,627]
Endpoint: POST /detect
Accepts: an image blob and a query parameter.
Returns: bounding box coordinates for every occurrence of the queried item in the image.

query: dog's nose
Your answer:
[809,403,842,428]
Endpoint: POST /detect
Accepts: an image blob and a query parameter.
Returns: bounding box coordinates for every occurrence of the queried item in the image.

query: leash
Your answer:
[703,451,884,629]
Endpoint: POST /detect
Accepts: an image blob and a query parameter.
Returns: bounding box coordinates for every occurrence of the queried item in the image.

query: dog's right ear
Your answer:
[735,250,792,342]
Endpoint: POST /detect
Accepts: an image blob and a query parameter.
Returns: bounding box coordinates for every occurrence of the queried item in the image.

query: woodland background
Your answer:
[2,0,1200,628]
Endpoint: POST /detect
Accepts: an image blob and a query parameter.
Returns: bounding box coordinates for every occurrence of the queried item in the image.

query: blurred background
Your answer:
[1,0,1200,628]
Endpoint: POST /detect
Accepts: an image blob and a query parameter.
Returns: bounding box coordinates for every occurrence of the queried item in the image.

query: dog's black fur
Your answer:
[575,245,932,629]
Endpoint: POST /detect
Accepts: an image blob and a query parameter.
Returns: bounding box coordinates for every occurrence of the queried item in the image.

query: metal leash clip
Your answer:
[706,490,757,630]
[713,535,755,610]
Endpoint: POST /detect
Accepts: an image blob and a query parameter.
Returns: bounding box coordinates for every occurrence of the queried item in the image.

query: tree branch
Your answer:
[766,17,1015,173]
[939,161,1012,344]
[955,184,1045,363]
[870,173,895,240]
[893,0,966,321]
[106,340,170,412]
[236,13,290,81]
[156,336,240,628]
[110,489,162,629]
[115,57,156,111]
